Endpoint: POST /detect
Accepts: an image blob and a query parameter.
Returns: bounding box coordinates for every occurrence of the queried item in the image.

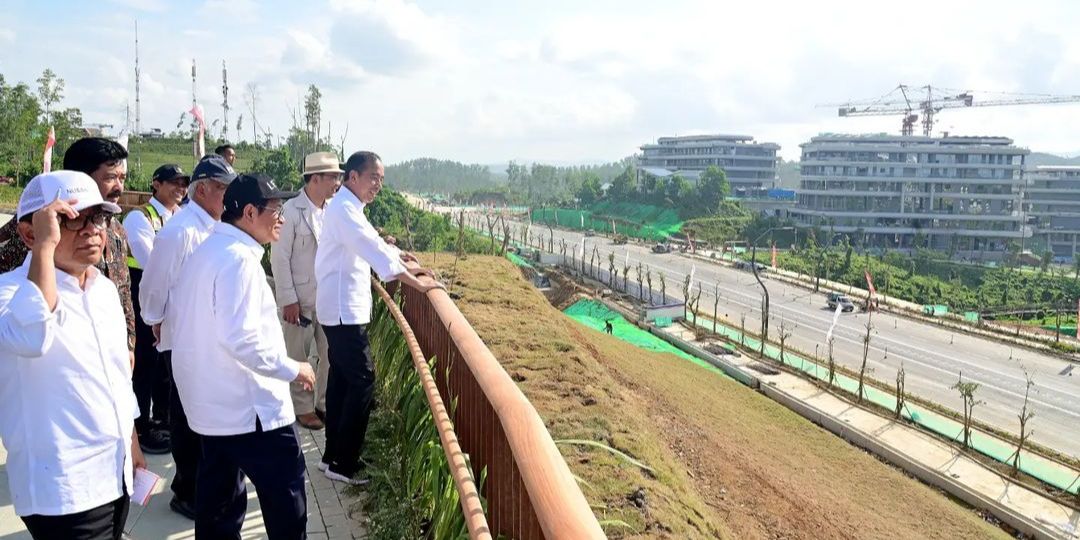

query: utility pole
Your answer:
[134,20,141,135]
[221,60,229,142]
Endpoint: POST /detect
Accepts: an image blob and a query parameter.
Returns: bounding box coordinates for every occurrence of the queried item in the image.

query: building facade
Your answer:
[791,134,1030,252]
[1024,166,1080,261]
[638,134,779,196]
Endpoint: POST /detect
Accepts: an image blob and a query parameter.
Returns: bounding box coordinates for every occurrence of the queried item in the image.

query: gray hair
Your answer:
[187,178,207,200]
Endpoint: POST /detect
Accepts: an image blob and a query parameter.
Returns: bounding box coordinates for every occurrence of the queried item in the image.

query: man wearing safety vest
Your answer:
[123,163,188,456]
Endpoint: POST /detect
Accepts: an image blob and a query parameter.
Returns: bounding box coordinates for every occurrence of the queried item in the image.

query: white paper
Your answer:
[131,467,161,506]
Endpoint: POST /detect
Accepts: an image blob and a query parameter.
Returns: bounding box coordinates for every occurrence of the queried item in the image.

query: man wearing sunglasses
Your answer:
[0,171,144,540]
[123,164,189,456]
[138,154,235,520]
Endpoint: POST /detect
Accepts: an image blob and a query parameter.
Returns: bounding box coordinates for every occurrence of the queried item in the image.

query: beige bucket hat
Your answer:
[303,152,345,176]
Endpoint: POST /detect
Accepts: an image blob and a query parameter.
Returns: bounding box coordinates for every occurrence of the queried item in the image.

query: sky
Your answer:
[2,0,1080,165]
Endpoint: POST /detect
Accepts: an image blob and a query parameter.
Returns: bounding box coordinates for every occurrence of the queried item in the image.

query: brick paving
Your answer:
[0,427,368,539]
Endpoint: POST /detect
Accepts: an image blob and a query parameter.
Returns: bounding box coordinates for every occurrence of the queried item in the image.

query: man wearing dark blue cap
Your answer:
[138,154,236,520]
[170,173,314,538]
[123,163,190,456]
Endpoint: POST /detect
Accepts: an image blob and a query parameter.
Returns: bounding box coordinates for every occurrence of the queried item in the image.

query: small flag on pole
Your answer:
[771,244,777,270]
[189,104,206,159]
[689,264,696,284]
[42,126,56,173]
[865,270,876,296]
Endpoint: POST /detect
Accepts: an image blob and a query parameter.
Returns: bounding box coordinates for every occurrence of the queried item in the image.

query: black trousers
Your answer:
[323,323,376,478]
[164,352,200,504]
[196,423,307,540]
[21,493,129,540]
[129,267,170,433]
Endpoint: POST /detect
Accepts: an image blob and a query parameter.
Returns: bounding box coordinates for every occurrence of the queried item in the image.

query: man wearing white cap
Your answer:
[271,152,342,430]
[0,171,144,540]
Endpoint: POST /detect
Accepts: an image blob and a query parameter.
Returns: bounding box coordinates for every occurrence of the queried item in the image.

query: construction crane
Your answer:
[829,84,1080,136]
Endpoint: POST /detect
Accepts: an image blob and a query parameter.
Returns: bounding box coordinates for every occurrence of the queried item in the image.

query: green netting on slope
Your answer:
[1039,325,1077,337]
[683,312,1080,495]
[563,300,724,376]
[531,201,684,242]
[505,252,536,270]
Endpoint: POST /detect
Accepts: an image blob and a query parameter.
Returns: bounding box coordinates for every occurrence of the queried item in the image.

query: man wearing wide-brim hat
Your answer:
[270,152,343,430]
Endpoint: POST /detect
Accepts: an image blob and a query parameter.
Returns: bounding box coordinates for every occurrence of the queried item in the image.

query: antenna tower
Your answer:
[222,61,230,142]
[134,20,141,135]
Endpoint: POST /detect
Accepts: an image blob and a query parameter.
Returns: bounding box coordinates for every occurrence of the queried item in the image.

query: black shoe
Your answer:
[169,496,196,520]
[138,430,171,455]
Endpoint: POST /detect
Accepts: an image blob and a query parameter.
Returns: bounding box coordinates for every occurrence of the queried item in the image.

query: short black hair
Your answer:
[63,137,128,175]
[302,173,314,184]
[343,151,382,177]
[221,201,253,224]
[215,144,235,155]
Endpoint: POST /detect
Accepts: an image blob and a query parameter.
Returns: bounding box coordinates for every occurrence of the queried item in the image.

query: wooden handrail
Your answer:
[403,285,605,539]
[373,283,492,539]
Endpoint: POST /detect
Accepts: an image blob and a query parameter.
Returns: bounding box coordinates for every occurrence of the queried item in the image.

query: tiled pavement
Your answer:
[0,428,368,540]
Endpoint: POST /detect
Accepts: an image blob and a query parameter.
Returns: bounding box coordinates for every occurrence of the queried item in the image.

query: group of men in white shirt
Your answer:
[0,146,443,539]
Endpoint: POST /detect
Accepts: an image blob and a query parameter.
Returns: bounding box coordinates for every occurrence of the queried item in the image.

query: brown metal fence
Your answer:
[388,284,605,540]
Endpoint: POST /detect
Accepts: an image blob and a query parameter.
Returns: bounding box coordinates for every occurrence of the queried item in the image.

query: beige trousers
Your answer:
[282,306,331,416]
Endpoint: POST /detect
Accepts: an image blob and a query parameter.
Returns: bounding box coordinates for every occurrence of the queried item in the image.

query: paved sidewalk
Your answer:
[0,428,367,539]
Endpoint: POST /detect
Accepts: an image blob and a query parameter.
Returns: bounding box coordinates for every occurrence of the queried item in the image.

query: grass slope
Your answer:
[428,254,1010,540]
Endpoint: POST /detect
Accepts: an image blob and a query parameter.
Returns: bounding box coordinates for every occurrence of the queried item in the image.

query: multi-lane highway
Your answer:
[468,212,1080,459]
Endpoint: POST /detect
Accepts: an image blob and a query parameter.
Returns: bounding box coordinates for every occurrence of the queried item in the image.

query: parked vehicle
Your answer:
[827,292,856,312]
[612,234,628,245]
[651,243,671,254]
[733,259,766,272]
[584,229,596,237]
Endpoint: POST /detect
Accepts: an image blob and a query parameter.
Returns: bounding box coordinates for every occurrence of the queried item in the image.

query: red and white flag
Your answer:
[771,244,778,270]
[865,270,876,296]
[189,104,206,159]
[42,126,56,173]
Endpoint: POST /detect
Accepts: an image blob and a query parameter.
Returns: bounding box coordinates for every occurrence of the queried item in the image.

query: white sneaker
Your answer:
[324,468,369,486]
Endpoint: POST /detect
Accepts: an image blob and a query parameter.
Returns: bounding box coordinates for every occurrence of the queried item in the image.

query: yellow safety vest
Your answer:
[126,202,164,269]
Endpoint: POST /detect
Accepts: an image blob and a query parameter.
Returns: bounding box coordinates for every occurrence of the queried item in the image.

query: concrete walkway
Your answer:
[0,428,367,539]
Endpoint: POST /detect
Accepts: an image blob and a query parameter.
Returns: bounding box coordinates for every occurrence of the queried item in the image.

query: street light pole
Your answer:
[750,226,794,357]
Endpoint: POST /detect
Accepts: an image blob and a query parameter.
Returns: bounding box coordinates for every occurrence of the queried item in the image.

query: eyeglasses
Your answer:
[259,205,285,219]
[61,212,112,232]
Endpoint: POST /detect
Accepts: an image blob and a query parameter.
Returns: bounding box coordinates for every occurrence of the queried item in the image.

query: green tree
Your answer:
[0,74,44,183]
[696,165,731,214]
[251,146,301,188]
[35,69,64,118]
[608,166,636,200]
[577,172,602,205]
[664,174,692,207]
[1040,250,1053,274]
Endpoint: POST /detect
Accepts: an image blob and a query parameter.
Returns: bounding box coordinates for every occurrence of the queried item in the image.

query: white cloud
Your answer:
[0,28,14,45]
[326,0,461,76]
[105,0,168,12]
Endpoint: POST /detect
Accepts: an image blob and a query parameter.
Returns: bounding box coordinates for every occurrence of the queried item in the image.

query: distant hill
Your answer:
[1027,152,1080,168]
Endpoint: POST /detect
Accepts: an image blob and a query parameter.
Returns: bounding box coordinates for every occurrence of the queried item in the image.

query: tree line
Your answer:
[0,69,84,184]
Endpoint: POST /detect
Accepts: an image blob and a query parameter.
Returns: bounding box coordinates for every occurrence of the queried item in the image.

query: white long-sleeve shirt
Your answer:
[138,201,215,351]
[0,259,138,516]
[121,196,174,269]
[169,223,300,436]
[315,187,406,326]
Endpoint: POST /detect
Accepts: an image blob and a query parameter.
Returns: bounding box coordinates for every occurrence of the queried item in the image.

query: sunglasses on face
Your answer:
[61,212,113,232]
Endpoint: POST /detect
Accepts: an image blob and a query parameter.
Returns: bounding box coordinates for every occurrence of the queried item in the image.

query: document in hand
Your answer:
[131,467,162,506]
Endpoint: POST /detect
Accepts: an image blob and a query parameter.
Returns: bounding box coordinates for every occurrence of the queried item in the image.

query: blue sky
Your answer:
[2,0,1080,164]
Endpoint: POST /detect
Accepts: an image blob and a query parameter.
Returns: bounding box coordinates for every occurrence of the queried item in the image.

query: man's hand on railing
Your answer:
[396,268,446,294]
[399,251,418,264]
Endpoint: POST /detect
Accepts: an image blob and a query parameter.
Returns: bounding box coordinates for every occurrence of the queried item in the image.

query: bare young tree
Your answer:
[500,216,511,256]
[857,313,874,403]
[645,268,654,305]
[740,312,747,347]
[688,283,703,321]
[402,210,415,251]
[607,252,616,289]
[894,360,907,420]
[658,272,667,304]
[712,283,720,334]
[636,262,644,301]
[622,260,631,292]
[827,337,837,388]
[559,237,567,264]
[548,224,554,252]
[1007,368,1036,477]
[592,246,601,279]
[485,213,498,255]
[951,371,983,451]
[682,275,691,319]
[777,317,794,366]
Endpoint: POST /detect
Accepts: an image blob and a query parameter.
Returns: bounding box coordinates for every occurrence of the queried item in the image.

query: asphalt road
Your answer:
[471,213,1080,459]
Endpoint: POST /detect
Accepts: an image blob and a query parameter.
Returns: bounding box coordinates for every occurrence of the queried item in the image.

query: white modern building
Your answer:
[791,134,1031,252]
[638,134,779,196]
[1024,166,1080,260]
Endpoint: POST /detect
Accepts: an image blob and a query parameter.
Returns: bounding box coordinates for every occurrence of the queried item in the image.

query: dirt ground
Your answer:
[428,255,1010,539]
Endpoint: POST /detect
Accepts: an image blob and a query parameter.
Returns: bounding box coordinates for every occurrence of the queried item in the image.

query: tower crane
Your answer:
[828,84,1080,136]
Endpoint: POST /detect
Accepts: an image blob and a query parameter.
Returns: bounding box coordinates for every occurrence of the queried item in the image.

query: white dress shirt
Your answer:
[138,201,216,352]
[122,196,174,269]
[0,259,138,516]
[270,187,325,308]
[315,187,406,326]
[169,223,300,436]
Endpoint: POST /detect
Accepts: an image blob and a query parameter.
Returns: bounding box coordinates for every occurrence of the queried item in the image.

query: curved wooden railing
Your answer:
[373,283,492,539]
[392,284,605,539]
